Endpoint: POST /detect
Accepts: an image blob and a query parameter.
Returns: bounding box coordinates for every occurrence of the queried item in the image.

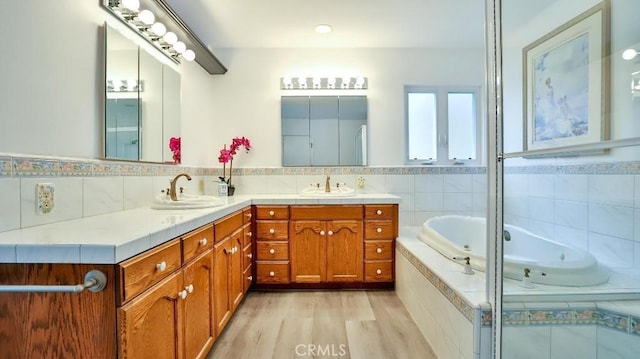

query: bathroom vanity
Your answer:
[0,194,398,358]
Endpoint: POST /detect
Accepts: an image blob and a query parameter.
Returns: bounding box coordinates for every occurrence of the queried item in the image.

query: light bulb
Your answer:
[341,77,350,89]
[113,79,122,91]
[356,77,365,85]
[163,31,177,45]
[138,10,155,25]
[622,48,638,61]
[327,77,336,89]
[151,22,166,37]
[122,0,140,11]
[173,41,186,54]
[183,49,195,61]
[314,24,332,34]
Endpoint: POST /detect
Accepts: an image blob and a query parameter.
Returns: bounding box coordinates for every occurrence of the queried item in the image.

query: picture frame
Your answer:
[522,1,610,153]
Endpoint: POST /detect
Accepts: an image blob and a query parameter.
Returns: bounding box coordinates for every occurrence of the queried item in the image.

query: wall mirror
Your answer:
[104,23,181,163]
[281,96,368,166]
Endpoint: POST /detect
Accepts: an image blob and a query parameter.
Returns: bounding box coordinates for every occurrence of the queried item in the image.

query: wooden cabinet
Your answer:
[117,224,215,359]
[255,206,290,284]
[212,208,249,336]
[363,205,398,282]
[290,206,363,283]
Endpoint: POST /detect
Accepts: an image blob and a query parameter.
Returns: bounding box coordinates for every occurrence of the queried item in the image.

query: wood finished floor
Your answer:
[206,290,436,359]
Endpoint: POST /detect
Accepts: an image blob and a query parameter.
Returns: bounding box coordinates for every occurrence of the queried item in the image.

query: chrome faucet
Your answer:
[325,175,331,193]
[169,173,192,201]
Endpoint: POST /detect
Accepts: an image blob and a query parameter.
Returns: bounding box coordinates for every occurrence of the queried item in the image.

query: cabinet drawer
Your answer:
[182,224,214,263]
[364,220,395,239]
[256,241,289,261]
[255,221,289,240]
[364,240,394,260]
[242,207,253,224]
[243,223,253,248]
[243,244,253,271]
[255,206,289,220]
[364,205,396,220]
[256,262,290,284]
[364,261,393,282]
[214,211,243,242]
[119,239,181,303]
[290,205,362,220]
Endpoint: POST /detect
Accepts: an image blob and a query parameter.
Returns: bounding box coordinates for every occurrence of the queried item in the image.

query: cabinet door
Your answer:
[230,227,244,311]
[183,250,215,359]
[118,271,183,359]
[213,236,232,336]
[290,220,326,283]
[327,220,363,282]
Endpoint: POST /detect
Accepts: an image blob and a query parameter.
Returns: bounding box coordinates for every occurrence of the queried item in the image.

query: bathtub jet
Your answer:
[417,215,609,287]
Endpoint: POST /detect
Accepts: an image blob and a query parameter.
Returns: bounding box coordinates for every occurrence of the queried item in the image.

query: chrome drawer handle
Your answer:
[376,228,383,233]
[376,248,383,254]
[199,238,208,246]
[376,269,382,275]
[269,271,275,277]
[156,261,167,272]
[376,209,383,215]
[269,248,276,255]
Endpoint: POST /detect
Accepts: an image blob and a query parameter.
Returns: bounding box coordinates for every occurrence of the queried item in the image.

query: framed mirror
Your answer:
[281,95,368,166]
[104,23,181,163]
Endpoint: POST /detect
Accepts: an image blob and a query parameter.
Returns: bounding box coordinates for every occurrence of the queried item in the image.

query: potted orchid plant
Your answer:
[218,136,251,195]
[169,137,181,164]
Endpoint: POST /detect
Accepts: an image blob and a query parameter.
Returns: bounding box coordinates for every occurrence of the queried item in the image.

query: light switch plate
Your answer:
[36,183,55,215]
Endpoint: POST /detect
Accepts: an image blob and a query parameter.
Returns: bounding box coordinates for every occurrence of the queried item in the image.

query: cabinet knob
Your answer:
[179,290,187,299]
[247,231,252,237]
[247,213,252,219]
[269,228,275,234]
[248,253,253,259]
[269,248,276,255]
[247,275,253,281]
[376,228,383,233]
[376,269,382,275]
[233,246,238,254]
[376,247,383,254]
[185,284,194,293]
[269,271,275,277]
[156,261,167,272]
[269,210,275,216]
[320,230,326,236]
[376,209,383,215]
[199,238,208,246]
[328,230,334,236]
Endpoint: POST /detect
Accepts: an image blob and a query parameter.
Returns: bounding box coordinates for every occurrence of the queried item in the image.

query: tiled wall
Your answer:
[504,162,640,269]
[0,153,487,233]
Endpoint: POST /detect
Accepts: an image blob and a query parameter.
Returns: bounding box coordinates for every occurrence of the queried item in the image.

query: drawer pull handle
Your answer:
[328,230,334,236]
[376,209,383,215]
[376,269,382,275]
[269,210,275,216]
[179,290,187,299]
[320,230,326,236]
[185,284,194,293]
[269,271,275,277]
[248,253,253,259]
[248,231,252,237]
[376,228,383,233]
[199,238,208,246]
[247,213,252,218]
[376,248,383,254]
[269,228,275,234]
[269,248,276,255]
[156,261,167,272]
[233,247,238,254]
[247,275,253,281]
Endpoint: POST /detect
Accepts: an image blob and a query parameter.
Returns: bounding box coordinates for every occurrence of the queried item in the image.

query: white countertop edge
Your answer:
[0,194,399,264]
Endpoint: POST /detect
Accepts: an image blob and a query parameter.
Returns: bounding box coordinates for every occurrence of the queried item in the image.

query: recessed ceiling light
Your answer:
[315,24,333,34]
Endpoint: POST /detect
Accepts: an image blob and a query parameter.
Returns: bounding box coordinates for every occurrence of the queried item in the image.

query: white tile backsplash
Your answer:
[443,174,473,192]
[443,193,473,212]
[588,204,634,240]
[529,174,554,197]
[588,233,634,268]
[554,200,588,230]
[589,175,635,207]
[83,177,124,217]
[0,179,20,232]
[415,174,444,193]
[20,177,83,228]
[550,326,596,359]
[555,174,588,202]
[528,197,554,223]
[415,193,444,212]
[385,174,414,193]
[123,176,154,210]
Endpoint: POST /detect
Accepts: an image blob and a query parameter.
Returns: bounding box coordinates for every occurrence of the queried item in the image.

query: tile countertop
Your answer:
[0,194,400,264]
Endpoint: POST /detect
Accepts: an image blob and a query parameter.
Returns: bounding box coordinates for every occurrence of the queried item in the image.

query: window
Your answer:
[405,86,482,165]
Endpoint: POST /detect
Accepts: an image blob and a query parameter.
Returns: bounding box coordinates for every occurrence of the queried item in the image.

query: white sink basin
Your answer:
[299,186,356,197]
[151,193,226,210]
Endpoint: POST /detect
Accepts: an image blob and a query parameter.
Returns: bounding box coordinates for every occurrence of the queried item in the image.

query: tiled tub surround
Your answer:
[398,227,640,359]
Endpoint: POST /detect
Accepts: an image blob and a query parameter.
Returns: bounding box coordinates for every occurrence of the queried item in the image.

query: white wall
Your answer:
[0,2,485,168]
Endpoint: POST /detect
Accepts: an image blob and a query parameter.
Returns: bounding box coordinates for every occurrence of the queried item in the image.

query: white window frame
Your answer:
[404,85,483,165]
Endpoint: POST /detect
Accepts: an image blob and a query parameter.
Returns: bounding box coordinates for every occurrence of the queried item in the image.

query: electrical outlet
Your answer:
[36,183,55,215]
[357,176,366,190]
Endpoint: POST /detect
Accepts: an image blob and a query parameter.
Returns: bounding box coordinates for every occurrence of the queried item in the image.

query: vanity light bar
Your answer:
[107,79,144,92]
[280,77,368,90]
[106,0,196,64]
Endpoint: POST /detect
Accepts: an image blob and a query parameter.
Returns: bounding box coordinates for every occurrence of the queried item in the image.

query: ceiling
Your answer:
[163,0,486,49]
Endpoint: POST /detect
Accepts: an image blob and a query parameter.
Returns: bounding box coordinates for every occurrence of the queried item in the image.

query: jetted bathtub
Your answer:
[417,215,609,287]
